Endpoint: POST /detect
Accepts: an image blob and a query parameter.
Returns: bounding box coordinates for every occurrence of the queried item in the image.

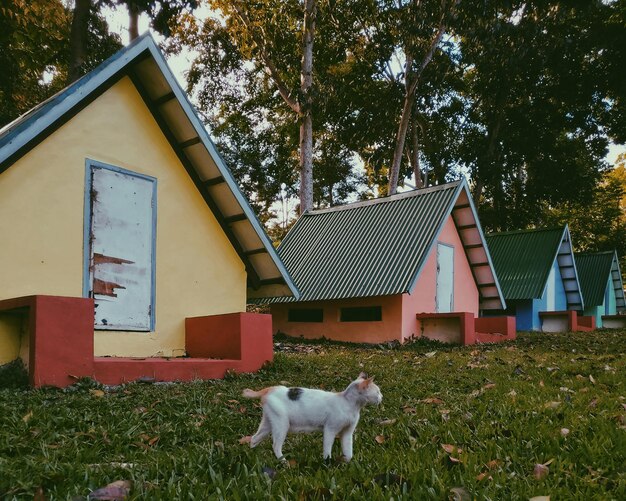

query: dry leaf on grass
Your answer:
[483,383,496,390]
[402,406,417,414]
[533,463,549,480]
[544,401,561,409]
[88,480,132,500]
[425,351,437,358]
[22,411,33,423]
[448,486,470,501]
[238,435,252,445]
[375,435,385,444]
[420,397,444,405]
[379,418,397,426]
[89,389,105,398]
[476,472,492,481]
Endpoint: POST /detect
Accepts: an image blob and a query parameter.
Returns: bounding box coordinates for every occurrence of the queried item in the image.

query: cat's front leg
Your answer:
[322,426,336,459]
[340,426,355,462]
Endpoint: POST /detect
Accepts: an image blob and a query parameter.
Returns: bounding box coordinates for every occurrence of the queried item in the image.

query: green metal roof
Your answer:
[268,180,506,309]
[486,226,584,309]
[575,251,626,309]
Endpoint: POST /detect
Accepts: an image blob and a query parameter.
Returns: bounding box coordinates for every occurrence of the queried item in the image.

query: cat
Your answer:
[242,372,382,462]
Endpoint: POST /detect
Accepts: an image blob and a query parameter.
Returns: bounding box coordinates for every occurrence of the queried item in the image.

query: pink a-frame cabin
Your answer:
[265,180,513,345]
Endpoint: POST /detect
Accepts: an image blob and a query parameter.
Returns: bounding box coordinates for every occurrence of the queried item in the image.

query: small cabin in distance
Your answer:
[485,226,589,332]
[265,180,513,345]
[575,251,626,328]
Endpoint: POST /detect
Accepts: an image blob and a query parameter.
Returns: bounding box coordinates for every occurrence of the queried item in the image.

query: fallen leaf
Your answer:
[589,375,596,384]
[448,486,470,501]
[425,351,437,358]
[402,406,417,414]
[470,350,480,356]
[485,459,500,470]
[476,472,491,481]
[441,443,457,454]
[33,486,45,501]
[148,436,159,446]
[22,411,33,423]
[214,440,224,448]
[589,398,598,408]
[622,403,626,411]
[544,401,561,409]
[420,397,444,405]
[533,463,549,480]
[238,406,247,414]
[379,418,397,426]
[508,390,517,397]
[560,428,570,437]
[287,458,297,467]
[88,480,132,500]
[89,389,105,398]
[483,383,496,390]
[448,456,464,464]
[238,435,252,445]
[539,380,545,387]
[375,435,385,444]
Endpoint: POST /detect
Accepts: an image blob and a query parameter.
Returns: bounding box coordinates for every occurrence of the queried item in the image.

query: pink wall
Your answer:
[401,215,479,340]
[271,294,403,344]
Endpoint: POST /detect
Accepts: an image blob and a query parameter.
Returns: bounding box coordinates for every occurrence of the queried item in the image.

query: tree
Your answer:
[0,0,121,125]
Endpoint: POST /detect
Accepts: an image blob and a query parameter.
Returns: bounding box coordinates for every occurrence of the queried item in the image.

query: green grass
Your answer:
[1,330,625,500]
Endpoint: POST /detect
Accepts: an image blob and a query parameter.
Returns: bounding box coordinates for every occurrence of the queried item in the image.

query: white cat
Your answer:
[242,372,382,461]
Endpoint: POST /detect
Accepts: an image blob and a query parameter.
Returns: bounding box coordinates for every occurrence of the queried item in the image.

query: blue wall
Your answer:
[507,259,569,331]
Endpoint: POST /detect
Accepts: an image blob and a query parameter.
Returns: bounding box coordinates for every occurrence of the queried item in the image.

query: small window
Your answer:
[288,308,324,322]
[340,306,382,322]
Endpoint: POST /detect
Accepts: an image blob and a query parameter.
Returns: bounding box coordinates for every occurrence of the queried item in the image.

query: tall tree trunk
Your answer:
[388,92,414,195]
[298,0,316,213]
[411,113,424,188]
[67,0,91,84]
[129,3,140,40]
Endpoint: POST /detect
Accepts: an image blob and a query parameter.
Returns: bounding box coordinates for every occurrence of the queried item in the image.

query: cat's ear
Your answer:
[358,372,368,379]
[358,376,374,389]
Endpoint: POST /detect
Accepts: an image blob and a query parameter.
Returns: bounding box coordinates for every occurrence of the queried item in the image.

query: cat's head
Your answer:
[355,372,383,405]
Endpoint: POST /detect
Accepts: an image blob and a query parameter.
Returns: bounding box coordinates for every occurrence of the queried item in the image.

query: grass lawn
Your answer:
[0,330,625,500]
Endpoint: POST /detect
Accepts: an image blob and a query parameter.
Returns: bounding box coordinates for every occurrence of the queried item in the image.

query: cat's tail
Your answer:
[242,387,275,399]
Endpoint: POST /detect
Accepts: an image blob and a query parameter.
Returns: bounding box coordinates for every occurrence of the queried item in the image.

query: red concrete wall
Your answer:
[271,294,403,344]
[0,295,94,387]
[1,296,273,387]
[475,316,516,342]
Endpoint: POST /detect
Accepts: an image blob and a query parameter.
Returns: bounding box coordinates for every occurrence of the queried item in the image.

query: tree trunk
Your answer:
[129,3,140,40]
[388,92,415,195]
[298,0,316,213]
[67,0,91,84]
[410,114,423,188]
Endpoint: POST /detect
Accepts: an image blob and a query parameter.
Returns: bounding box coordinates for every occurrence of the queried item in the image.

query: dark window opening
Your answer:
[340,306,382,322]
[288,308,324,322]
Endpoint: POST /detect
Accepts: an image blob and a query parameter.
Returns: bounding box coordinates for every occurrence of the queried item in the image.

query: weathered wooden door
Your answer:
[85,162,156,331]
[436,243,454,313]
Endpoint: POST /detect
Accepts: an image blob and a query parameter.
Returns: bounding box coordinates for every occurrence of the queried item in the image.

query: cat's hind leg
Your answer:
[322,425,336,459]
[250,413,271,448]
[269,414,289,460]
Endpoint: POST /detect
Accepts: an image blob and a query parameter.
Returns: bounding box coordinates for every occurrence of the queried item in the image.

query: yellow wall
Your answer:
[0,314,22,365]
[0,77,246,357]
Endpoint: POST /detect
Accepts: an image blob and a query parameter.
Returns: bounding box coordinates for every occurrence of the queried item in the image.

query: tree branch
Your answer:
[231,1,300,114]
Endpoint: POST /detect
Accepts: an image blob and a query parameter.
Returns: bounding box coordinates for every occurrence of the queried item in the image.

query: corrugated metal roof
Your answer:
[268,180,506,309]
[0,34,298,301]
[575,251,626,309]
[486,226,584,310]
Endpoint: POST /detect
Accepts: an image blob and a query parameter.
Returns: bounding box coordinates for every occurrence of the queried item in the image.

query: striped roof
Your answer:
[486,226,584,309]
[269,179,506,309]
[0,34,297,301]
[575,251,626,310]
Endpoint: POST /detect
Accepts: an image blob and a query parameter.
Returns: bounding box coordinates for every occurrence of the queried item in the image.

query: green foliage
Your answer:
[0,0,122,128]
[0,358,28,390]
[1,331,625,499]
